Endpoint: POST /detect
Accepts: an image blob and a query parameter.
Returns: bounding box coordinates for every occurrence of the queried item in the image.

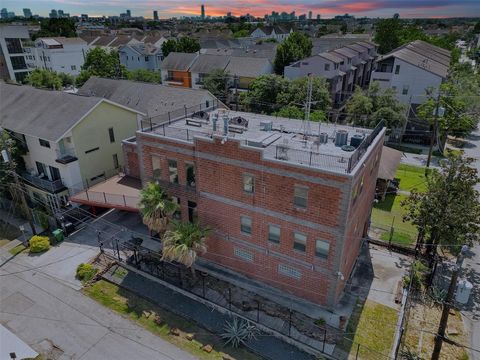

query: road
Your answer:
[0,246,196,360]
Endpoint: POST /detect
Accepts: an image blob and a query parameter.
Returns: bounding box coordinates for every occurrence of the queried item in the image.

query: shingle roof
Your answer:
[0,83,102,142]
[160,52,198,71]
[78,77,215,118]
[225,56,272,78]
[332,47,358,58]
[344,43,370,53]
[318,52,344,63]
[189,54,230,74]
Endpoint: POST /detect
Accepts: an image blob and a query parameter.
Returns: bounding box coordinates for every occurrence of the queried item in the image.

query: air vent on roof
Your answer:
[350,134,364,148]
[318,132,328,144]
[260,121,273,131]
[229,116,248,128]
[335,130,348,147]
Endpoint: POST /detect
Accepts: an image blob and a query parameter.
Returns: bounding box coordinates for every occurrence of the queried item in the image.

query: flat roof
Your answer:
[142,109,382,175]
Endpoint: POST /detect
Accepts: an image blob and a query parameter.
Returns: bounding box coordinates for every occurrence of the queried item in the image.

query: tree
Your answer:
[161,37,200,57]
[126,69,161,83]
[75,70,92,87]
[202,69,229,101]
[345,87,373,123]
[277,76,331,111]
[161,221,210,272]
[242,74,289,113]
[33,18,76,39]
[274,105,304,119]
[402,153,480,258]
[274,32,313,74]
[139,182,178,235]
[25,69,62,90]
[374,17,402,54]
[81,47,126,79]
[0,130,25,190]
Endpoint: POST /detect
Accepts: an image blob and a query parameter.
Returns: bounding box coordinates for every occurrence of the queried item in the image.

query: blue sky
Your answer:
[3,0,480,19]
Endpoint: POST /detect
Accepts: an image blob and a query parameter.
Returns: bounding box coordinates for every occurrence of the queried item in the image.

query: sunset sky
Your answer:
[2,0,480,19]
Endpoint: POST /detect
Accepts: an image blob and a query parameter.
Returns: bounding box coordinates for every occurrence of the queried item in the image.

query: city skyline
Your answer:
[2,0,480,19]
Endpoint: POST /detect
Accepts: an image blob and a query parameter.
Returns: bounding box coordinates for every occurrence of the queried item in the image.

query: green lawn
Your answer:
[84,280,261,360]
[342,300,398,359]
[372,194,418,239]
[395,164,427,192]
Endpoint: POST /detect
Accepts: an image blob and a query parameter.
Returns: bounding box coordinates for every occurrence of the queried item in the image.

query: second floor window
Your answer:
[39,138,50,148]
[315,240,330,259]
[293,232,307,252]
[168,159,178,183]
[185,162,195,187]
[268,225,280,244]
[294,185,308,208]
[395,65,400,74]
[243,174,254,193]
[108,127,115,143]
[324,63,330,71]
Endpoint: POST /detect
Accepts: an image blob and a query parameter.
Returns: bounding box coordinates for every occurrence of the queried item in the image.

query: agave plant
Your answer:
[220,317,259,348]
[161,221,210,269]
[429,286,447,304]
[138,182,178,235]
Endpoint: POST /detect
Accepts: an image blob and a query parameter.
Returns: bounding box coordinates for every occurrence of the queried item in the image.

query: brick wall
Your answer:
[122,141,140,179]
[136,131,383,306]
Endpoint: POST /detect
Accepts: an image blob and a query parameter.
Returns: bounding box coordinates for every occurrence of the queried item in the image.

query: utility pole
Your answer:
[431,245,468,360]
[425,91,442,175]
[302,73,313,138]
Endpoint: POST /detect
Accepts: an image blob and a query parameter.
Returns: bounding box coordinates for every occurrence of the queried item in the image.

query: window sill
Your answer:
[293,249,306,255]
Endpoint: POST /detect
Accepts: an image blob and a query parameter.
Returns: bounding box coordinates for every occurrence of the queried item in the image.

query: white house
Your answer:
[119,42,163,72]
[250,26,292,42]
[26,37,89,76]
[370,40,450,106]
[0,24,31,82]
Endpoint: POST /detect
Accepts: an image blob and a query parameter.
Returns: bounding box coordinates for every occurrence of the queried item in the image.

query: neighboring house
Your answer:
[284,41,377,108]
[160,52,198,87]
[225,56,274,90]
[250,26,292,41]
[189,54,230,89]
[371,40,450,106]
[26,37,88,76]
[119,42,163,72]
[0,82,144,212]
[113,106,385,308]
[0,25,31,82]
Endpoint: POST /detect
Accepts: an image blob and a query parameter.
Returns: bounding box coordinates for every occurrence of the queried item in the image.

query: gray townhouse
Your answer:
[119,42,164,72]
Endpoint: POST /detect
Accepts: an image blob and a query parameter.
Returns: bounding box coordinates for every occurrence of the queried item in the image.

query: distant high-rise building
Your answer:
[308,11,312,20]
[317,14,321,20]
[153,10,159,20]
[0,8,8,19]
[126,9,131,17]
[58,10,64,17]
[226,12,232,17]
[23,8,32,18]
[299,14,306,21]
[201,4,205,20]
[81,14,88,21]
[7,11,15,18]
[49,9,58,18]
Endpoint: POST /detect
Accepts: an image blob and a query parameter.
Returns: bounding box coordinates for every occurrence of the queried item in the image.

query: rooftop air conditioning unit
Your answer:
[318,132,328,144]
[335,130,348,147]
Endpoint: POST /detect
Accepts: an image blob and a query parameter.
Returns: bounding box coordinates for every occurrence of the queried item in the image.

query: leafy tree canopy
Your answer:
[161,37,201,57]
[273,32,313,74]
[33,18,76,39]
[25,69,62,90]
[202,69,230,101]
[77,48,127,86]
[126,69,161,83]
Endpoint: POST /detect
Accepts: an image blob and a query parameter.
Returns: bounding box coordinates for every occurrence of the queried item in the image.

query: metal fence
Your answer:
[347,120,385,172]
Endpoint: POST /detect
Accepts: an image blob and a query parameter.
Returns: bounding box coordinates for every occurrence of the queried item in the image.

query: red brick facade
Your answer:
[125,129,384,307]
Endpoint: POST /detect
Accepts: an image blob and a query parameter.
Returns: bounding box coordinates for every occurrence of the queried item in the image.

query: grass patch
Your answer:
[342,299,397,359]
[380,231,415,246]
[395,164,427,192]
[8,244,26,256]
[84,280,261,360]
[0,238,11,248]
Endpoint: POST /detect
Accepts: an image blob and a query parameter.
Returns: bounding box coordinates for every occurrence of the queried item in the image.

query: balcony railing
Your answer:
[22,173,66,193]
[55,148,78,164]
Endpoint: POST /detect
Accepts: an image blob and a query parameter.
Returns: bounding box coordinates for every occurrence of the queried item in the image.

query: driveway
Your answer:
[0,250,196,360]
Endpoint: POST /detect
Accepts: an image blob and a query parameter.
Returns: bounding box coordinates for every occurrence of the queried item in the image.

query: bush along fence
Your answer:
[97,241,394,360]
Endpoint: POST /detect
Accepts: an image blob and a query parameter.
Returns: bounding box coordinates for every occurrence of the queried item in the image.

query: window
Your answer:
[395,65,400,74]
[39,138,50,148]
[112,154,119,169]
[185,162,195,187]
[5,38,23,54]
[49,166,61,180]
[402,85,409,95]
[168,159,178,183]
[278,264,301,279]
[243,174,254,193]
[324,63,330,71]
[152,156,161,180]
[108,127,115,143]
[145,56,149,61]
[268,225,280,244]
[36,161,46,176]
[234,247,254,262]
[85,147,99,154]
[293,185,308,208]
[315,240,330,259]
[71,65,76,70]
[240,216,252,235]
[334,63,339,70]
[293,232,307,252]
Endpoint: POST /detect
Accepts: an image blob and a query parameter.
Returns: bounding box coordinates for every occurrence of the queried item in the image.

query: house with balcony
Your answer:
[0,82,144,212]
[100,106,385,309]
[161,52,198,87]
[0,24,31,82]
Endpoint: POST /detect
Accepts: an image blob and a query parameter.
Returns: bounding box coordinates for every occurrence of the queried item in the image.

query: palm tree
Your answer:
[161,221,210,274]
[138,182,178,235]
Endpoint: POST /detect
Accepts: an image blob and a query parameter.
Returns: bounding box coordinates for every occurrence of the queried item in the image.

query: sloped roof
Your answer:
[318,52,344,63]
[160,52,198,71]
[0,83,102,142]
[332,47,358,58]
[225,56,272,77]
[78,77,216,118]
[189,54,230,73]
[378,146,403,180]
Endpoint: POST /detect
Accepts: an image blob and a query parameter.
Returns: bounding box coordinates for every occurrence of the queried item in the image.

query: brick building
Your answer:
[119,104,385,308]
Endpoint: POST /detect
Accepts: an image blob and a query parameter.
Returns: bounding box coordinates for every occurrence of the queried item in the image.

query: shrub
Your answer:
[76,263,97,282]
[29,235,50,253]
[220,317,258,348]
